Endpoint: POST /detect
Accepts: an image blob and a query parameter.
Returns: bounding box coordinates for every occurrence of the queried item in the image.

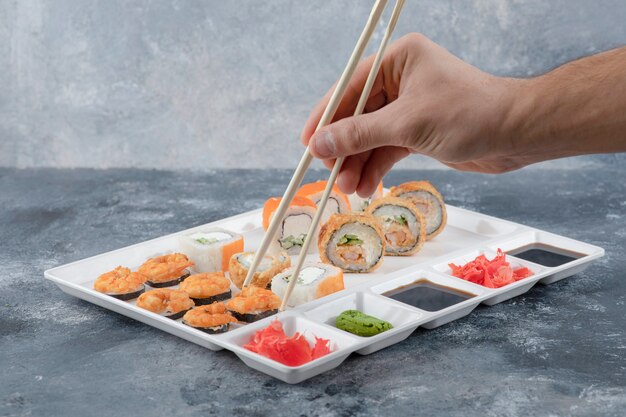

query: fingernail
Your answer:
[312,130,335,158]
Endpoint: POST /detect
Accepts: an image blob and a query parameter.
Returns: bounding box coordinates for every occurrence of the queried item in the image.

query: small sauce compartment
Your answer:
[506,243,586,267]
[382,279,475,312]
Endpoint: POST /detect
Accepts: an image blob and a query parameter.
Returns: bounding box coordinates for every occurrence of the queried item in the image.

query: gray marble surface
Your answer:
[0,166,624,417]
[1,0,625,170]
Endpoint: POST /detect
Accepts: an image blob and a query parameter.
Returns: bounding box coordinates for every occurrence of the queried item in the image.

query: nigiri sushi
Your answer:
[182,302,237,334]
[138,253,194,288]
[225,286,281,323]
[136,288,195,320]
[179,272,232,305]
[93,266,147,300]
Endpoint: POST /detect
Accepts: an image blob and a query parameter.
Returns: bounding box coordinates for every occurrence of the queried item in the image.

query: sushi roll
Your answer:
[179,272,232,305]
[263,196,317,255]
[138,253,194,288]
[348,181,384,212]
[296,180,351,223]
[228,251,291,289]
[93,266,147,300]
[271,262,344,308]
[182,302,237,334]
[389,181,447,240]
[225,287,281,323]
[136,288,195,320]
[178,228,244,273]
[318,213,385,273]
[366,196,426,256]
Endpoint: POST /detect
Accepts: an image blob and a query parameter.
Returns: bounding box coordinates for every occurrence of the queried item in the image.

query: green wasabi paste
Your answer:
[335,310,393,337]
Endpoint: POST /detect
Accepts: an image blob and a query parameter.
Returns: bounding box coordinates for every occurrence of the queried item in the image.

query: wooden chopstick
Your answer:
[241,0,389,289]
[279,0,406,311]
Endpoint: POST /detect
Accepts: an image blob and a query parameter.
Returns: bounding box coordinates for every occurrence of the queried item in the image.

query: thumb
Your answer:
[308,104,401,159]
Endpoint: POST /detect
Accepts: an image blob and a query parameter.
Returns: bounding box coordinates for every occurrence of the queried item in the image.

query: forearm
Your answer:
[504,47,626,164]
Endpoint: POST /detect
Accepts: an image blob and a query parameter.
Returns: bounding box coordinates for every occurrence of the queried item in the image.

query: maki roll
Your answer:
[138,253,194,288]
[178,228,243,273]
[366,196,426,256]
[263,196,317,255]
[136,288,195,320]
[225,287,281,323]
[228,251,291,289]
[389,181,447,240]
[179,272,232,305]
[182,302,237,334]
[296,180,351,223]
[348,181,384,212]
[318,213,385,273]
[93,266,147,300]
[271,262,344,308]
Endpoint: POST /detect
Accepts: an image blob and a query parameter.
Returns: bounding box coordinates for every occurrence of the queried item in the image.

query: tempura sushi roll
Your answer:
[138,253,194,288]
[296,180,351,223]
[178,228,243,273]
[389,181,447,240]
[228,251,291,289]
[348,181,384,212]
[225,287,281,323]
[182,302,237,334]
[263,196,318,255]
[318,213,385,273]
[179,272,232,305]
[366,197,426,256]
[271,262,344,307]
[93,266,147,300]
[136,288,195,320]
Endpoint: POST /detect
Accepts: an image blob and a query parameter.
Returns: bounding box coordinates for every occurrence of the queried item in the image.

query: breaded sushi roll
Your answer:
[348,181,384,212]
[138,253,194,288]
[94,266,147,300]
[228,251,291,289]
[271,262,344,308]
[296,180,351,223]
[263,196,318,255]
[318,213,385,273]
[136,288,195,320]
[389,181,447,240]
[178,228,243,273]
[366,197,426,256]
[179,272,232,305]
[226,287,281,323]
[183,302,237,334]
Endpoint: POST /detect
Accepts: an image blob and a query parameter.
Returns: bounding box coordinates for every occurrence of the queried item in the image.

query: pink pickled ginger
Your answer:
[449,249,533,288]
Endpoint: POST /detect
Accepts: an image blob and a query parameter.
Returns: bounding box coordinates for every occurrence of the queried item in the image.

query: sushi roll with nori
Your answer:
[271,262,344,308]
[348,181,384,212]
[389,181,447,240]
[136,288,195,320]
[318,213,385,273]
[225,287,281,323]
[93,266,147,300]
[296,180,351,223]
[228,251,291,289]
[178,228,244,273]
[182,302,237,333]
[263,196,318,255]
[366,196,426,256]
[138,253,194,288]
[179,272,232,305]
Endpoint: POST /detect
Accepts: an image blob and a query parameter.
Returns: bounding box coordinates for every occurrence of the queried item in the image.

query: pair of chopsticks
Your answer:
[242,0,406,311]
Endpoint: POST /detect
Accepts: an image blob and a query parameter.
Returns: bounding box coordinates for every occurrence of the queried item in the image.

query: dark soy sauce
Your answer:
[507,243,585,267]
[383,280,475,312]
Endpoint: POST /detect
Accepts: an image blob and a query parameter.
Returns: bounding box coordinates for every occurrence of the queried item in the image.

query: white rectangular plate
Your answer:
[44,204,604,383]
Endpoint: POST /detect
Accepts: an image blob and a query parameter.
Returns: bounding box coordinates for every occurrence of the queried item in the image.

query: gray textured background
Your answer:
[1,0,625,170]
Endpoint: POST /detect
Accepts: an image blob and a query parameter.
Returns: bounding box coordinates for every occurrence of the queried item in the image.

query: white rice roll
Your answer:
[366,197,426,256]
[318,213,385,273]
[389,181,447,240]
[297,180,351,223]
[271,262,344,307]
[178,228,243,273]
[348,181,384,212]
[263,196,318,255]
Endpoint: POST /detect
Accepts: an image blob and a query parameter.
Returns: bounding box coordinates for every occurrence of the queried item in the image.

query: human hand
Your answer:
[301,33,527,197]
